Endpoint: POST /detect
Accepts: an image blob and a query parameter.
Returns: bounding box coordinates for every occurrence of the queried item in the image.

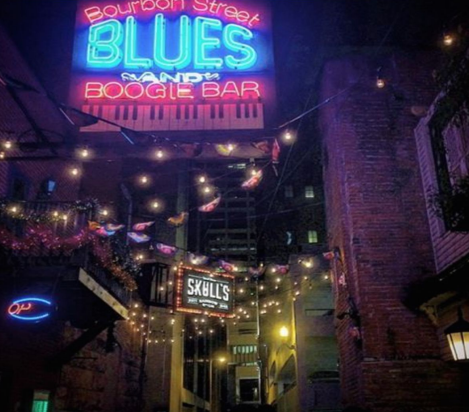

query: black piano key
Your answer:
[150,105,156,120]
[253,104,258,118]
[123,106,129,120]
[132,105,138,120]
[158,106,164,120]
[219,104,224,119]
[115,105,121,120]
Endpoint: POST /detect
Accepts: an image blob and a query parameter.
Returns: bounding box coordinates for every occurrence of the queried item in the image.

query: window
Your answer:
[239,378,259,402]
[305,186,315,198]
[443,117,469,183]
[307,230,318,244]
[284,185,293,198]
[32,390,50,412]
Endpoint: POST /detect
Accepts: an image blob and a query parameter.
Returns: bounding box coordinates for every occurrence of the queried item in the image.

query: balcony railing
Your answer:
[0,199,136,306]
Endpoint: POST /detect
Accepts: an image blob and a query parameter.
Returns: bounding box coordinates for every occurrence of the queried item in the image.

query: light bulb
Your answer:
[3,140,12,150]
[203,186,211,194]
[376,77,385,89]
[0,151,5,159]
[156,148,164,159]
[151,201,159,209]
[198,175,206,184]
[284,131,292,141]
[80,148,89,158]
[140,175,149,184]
[70,167,79,176]
[443,33,454,46]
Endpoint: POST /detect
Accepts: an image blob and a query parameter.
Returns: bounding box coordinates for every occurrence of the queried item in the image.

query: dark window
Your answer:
[239,378,259,402]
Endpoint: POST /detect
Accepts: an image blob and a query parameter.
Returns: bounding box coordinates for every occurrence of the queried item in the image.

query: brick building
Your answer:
[320,51,469,411]
[0,21,149,412]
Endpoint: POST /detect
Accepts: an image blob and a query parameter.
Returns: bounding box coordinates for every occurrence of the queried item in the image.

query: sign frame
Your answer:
[175,265,235,318]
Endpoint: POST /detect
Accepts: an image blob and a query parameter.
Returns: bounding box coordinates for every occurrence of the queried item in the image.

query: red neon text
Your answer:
[8,303,32,316]
[84,80,260,100]
[84,0,261,27]
[201,81,260,99]
[84,0,186,24]
[192,0,261,27]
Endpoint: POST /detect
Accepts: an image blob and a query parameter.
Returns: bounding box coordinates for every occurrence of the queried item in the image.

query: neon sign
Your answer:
[175,265,234,317]
[7,297,54,322]
[71,0,274,131]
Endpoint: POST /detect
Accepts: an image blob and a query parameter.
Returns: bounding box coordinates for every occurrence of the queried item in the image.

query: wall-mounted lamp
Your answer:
[279,326,295,351]
[445,308,469,361]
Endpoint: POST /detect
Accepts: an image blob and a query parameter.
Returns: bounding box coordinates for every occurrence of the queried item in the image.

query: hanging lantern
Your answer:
[444,308,469,361]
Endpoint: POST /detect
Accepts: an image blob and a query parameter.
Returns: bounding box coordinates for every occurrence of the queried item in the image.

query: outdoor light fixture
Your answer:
[279,326,296,350]
[376,67,385,89]
[443,33,455,47]
[3,139,13,150]
[445,308,469,361]
[155,148,164,159]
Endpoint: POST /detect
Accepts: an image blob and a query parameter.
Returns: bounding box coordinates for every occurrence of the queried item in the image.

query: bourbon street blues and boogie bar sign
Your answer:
[175,265,234,317]
[70,0,275,132]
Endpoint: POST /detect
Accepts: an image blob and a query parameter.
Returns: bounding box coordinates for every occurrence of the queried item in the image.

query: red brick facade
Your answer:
[320,53,467,411]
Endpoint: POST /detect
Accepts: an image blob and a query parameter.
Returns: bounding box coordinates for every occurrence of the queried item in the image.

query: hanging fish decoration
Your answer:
[198,196,221,213]
[219,259,235,272]
[105,223,125,232]
[272,139,281,164]
[188,252,209,266]
[272,139,281,177]
[249,266,265,278]
[241,169,263,190]
[274,264,289,275]
[215,144,236,157]
[251,140,270,154]
[88,221,101,231]
[167,212,189,227]
[156,242,177,256]
[95,227,116,237]
[132,221,154,231]
[127,232,151,243]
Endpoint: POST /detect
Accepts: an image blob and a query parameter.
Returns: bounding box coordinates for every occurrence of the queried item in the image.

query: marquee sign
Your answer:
[175,265,234,317]
[7,297,54,322]
[71,0,275,132]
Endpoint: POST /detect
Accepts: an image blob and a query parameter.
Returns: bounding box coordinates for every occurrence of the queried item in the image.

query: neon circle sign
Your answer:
[7,297,54,322]
[71,0,275,131]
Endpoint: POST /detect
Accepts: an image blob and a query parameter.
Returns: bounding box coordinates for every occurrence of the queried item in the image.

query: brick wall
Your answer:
[320,52,467,411]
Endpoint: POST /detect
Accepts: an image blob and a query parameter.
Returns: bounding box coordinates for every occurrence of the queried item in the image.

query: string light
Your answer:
[443,33,455,47]
[151,201,160,210]
[140,175,149,185]
[155,148,164,159]
[198,175,207,184]
[3,140,13,150]
[0,151,5,159]
[376,67,385,89]
[70,167,80,177]
[79,147,90,158]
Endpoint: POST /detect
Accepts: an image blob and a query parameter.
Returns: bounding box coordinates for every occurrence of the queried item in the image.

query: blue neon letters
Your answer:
[86,14,257,70]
